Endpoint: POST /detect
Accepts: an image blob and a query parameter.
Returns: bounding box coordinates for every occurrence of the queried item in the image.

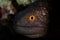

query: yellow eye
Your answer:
[28,15,36,22]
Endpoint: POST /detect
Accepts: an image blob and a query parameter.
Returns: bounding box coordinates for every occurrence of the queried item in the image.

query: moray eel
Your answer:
[13,1,49,38]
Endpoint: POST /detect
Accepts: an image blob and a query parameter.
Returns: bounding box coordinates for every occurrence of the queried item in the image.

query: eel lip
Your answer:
[25,34,44,38]
[17,24,47,28]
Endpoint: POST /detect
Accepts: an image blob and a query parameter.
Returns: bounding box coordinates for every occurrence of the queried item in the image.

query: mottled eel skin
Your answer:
[13,1,49,38]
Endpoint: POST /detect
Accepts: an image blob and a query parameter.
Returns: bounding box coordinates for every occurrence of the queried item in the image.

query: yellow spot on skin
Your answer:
[28,15,36,22]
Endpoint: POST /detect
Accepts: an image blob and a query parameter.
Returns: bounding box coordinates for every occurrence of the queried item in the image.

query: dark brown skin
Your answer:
[13,1,49,38]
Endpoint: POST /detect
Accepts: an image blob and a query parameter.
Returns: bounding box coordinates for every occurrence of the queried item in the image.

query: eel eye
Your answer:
[28,15,36,22]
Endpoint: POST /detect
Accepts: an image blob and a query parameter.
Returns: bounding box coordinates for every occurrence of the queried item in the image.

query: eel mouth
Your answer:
[15,26,47,35]
[15,26,47,38]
